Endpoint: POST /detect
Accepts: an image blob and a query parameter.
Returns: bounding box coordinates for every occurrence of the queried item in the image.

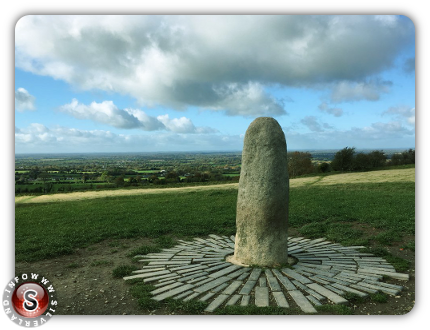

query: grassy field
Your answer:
[15,168,415,263]
[15,168,415,315]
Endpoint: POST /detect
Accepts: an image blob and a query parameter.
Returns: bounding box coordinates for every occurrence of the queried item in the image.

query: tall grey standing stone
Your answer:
[228,117,289,267]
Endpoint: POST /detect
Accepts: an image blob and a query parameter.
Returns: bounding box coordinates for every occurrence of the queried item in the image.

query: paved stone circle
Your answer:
[123,234,409,313]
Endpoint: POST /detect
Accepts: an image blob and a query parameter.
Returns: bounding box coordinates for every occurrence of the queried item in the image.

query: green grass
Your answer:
[16,189,237,262]
[215,305,298,315]
[316,304,354,315]
[128,282,162,310]
[342,292,388,305]
[112,265,140,278]
[90,260,114,267]
[361,247,411,272]
[290,182,415,246]
[14,176,415,315]
[16,181,414,265]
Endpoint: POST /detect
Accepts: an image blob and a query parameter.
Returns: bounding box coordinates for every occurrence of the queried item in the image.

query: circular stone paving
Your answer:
[123,234,409,313]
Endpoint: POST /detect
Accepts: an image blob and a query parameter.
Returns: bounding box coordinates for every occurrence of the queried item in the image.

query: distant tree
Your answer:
[409,150,415,163]
[318,162,331,173]
[287,152,314,178]
[43,183,53,194]
[352,152,371,171]
[100,171,112,183]
[390,153,402,165]
[402,149,415,164]
[368,150,387,168]
[39,172,49,183]
[331,147,356,172]
[149,174,157,181]
[20,175,28,184]
[202,172,210,181]
[166,171,179,180]
[28,167,40,180]
[82,173,89,183]
[192,172,202,182]
[390,149,415,165]
[210,171,224,181]
[114,176,125,187]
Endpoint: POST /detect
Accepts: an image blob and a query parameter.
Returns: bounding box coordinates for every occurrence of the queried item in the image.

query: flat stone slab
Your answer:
[152,284,195,301]
[208,265,242,278]
[255,286,269,307]
[222,280,243,295]
[226,294,241,306]
[358,268,409,281]
[306,283,348,304]
[239,280,257,295]
[265,270,282,291]
[288,290,318,313]
[272,269,296,290]
[193,276,232,293]
[272,291,289,307]
[281,268,313,284]
[124,234,410,314]
[205,294,230,312]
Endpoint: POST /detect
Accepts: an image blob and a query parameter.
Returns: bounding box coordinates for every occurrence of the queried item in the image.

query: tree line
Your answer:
[330,147,414,172]
[15,148,415,194]
[287,147,415,178]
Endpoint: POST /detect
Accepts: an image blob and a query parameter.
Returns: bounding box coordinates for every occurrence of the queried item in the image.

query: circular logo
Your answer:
[12,282,49,318]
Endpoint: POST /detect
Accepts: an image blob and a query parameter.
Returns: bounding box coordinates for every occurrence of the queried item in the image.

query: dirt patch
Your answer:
[15,236,415,315]
[15,237,156,315]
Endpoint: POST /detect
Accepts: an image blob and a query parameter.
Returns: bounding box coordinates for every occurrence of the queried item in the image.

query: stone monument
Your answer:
[128,117,409,312]
[227,117,289,267]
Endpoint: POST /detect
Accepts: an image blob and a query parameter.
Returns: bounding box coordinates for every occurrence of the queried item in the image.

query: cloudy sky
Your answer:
[15,15,415,153]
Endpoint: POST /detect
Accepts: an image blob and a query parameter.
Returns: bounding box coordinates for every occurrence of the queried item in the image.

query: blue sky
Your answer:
[14,15,415,153]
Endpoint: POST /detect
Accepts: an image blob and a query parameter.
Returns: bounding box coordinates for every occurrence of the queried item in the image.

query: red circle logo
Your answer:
[11,282,49,318]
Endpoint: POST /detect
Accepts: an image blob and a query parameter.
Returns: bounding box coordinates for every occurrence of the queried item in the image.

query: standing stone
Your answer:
[228,117,289,267]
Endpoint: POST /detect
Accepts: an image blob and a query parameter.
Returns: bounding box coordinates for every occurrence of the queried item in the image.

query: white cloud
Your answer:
[156,114,195,133]
[15,88,36,111]
[156,114,218,134]
[301,116,323,132]
[123,107,165,130]
[15,15,414,116]
[211,82,286,116]
[286,119,414,150]
[408,113,415,125]
[354,121,414,139]
[16,117,415,153]
[330,79,392,103]
[383,105,415,126]
[16,124,121,150]
[15,124,54,144]
[403,57,415,74]
[373,15,399,27]
[300,116,334,132]
[58,99,142,129]
[318,102,343,117]
[15,124,237,153]
[58,99,217,133]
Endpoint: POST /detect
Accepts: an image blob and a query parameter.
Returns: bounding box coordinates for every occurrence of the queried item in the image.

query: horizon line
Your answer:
[15,147,415,156]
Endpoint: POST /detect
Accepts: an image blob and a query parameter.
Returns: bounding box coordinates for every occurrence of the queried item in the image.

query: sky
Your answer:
[14,15,415,154]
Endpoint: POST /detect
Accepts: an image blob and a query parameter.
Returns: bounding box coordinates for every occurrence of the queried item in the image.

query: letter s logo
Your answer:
[23,290,38,311]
